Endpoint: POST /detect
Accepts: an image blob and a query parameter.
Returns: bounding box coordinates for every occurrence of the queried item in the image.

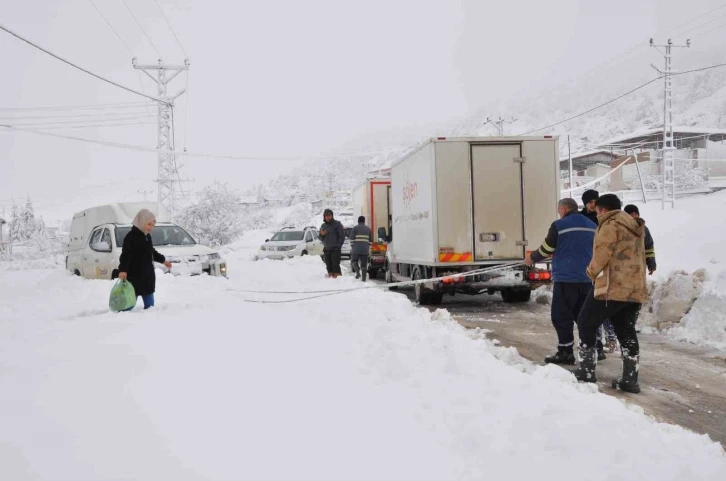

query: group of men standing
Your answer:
[318,209,373,281]
[525,189,656,394]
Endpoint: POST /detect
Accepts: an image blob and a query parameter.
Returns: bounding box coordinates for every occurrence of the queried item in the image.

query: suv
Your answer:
[256,227,324,260]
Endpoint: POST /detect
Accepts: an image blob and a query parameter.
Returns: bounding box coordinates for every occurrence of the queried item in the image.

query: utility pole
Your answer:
[137,189,154,201]
[133,58,190,220]
[483,116,517,136]
[650,38,690,209]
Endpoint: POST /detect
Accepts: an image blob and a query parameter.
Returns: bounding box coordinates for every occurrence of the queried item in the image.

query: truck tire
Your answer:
[429,292,444,305]
[501,289,532,303]
[385,264,399,290]
[413,268,432,305]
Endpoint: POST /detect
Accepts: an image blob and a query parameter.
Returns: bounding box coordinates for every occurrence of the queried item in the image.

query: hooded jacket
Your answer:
[587,210,648,303]
[319,211,345,251]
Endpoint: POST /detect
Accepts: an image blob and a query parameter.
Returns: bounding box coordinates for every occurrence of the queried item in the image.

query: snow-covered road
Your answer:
[1,237,725,480]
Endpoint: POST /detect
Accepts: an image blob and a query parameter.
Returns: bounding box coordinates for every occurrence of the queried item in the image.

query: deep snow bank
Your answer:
[629,191,726,349]
[0,257,725,480]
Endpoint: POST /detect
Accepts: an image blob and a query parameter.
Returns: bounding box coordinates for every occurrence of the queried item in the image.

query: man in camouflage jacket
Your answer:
[572,194,648,394]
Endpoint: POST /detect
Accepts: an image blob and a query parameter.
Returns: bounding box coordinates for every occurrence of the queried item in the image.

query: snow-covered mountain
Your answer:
[246,53,726,209]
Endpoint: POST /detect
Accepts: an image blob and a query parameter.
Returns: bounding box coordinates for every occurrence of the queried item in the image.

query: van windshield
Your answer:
[271,231,304,242]
[115,225,197,247]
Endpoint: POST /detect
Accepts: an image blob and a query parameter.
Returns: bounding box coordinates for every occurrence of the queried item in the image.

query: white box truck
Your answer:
[386,136,559,305]
[66,202,227,280]
[352,176,392,278]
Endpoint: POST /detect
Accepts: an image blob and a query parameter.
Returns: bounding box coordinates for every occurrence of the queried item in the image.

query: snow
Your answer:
[2,241,726,480]
[627,190,726,350]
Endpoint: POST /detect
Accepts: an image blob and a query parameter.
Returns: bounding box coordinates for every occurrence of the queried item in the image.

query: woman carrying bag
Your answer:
[117,209,172,310]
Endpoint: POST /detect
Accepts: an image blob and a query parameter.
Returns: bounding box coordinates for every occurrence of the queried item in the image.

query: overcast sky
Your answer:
[1,0,723,222]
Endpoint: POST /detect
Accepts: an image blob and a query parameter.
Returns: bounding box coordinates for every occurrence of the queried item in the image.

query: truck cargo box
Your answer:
[390,137,560,266]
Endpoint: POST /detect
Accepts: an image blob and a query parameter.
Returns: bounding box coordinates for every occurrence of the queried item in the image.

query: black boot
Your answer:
[612,356,641,393]
[571,347,598,383]
[544,350,576,365]
[598,350,607,361]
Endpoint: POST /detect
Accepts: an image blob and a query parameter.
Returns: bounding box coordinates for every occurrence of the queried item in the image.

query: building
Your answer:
[560,150,618,190]
[601,127,726,190]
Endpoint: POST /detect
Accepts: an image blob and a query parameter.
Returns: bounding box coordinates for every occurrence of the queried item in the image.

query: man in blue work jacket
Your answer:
[525,198,597,365]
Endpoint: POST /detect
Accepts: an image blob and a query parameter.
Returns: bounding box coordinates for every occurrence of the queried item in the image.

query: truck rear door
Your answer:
[471,144,525,260]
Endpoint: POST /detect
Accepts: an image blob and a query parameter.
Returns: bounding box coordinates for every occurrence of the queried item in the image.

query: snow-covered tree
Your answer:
[627,160,708,191]
[177,182,245,247]
[10,198,39,242]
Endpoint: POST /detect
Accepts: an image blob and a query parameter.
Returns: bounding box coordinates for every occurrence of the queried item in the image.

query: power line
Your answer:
[0,110,158,120]
[122,0,162,58]
[154,0,188,57]
[33,121,158,130]
[88,0,134,57]
[0,122,411,160]
[672,62,726,76]
[0,23,166,104]
[518,77,662,135]
[87,0,151,97]
[520,61,726,136]
[8,115,157,128]
[0,101,155,112]
[505,3,726,115]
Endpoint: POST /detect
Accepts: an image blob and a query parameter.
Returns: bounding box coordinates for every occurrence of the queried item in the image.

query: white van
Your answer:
[66,202,227,279]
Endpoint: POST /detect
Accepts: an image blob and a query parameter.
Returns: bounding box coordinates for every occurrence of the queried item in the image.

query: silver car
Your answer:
[342,227,352,258]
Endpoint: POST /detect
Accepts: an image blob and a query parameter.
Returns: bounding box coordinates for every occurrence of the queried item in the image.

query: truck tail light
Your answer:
[442,275,464,284]
[527,271,551,281]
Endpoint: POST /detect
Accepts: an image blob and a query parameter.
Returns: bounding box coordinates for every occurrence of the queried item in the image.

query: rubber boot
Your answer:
[361,272,367,282]
[612,356,641,393]
[571,346,598,383]
[544,350,576,365]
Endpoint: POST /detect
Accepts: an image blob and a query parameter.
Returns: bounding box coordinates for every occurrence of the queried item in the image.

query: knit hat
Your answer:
[132,209,156,232]
[623,204,640,216]
[358,216,365,223]
[581,189,599,205]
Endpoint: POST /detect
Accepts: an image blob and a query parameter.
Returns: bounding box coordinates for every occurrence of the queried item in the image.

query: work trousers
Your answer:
[577,289,641,359]
[550,282,592,353]
[323,249,342,275]
[351,254,369,281]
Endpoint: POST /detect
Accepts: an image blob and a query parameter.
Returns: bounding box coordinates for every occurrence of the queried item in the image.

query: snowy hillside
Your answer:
[1,232,725,480]
[247,58,726,210]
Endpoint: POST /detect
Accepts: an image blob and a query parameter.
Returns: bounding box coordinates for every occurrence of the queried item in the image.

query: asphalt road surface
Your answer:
[385,284,726,446]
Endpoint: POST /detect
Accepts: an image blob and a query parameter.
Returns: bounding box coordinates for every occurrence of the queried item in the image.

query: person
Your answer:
[349,216,373,281]
[624,204,656,275]
[582,188,615,356]
[525,198,596,365]
[572,194,648,393]
[581,189,599,225]
[319,209,345,278]
[117,209,173,310]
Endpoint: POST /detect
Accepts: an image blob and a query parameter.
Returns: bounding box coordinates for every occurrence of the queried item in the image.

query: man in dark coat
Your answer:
[525,198,596,365]
[581,189,599,225]
[319,209,345,278]
[118,209,172,310]
[581,188,612,356]
[624,204,656,275]
[349,216,373,281]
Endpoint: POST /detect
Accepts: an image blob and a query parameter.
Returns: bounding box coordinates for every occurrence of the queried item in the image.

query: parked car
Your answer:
[256,226,324,260]
[341,226,352,258]
[66,202,227,279]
